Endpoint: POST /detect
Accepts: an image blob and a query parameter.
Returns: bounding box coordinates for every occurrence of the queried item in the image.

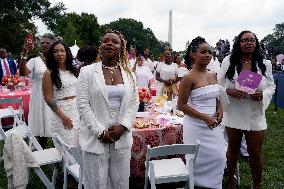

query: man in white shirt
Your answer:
[143,48,155,73]
[128,47,137,70]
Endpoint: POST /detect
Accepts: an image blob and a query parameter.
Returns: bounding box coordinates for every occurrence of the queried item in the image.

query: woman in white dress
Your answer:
[76,32,138,189]
[218,31,275,189]
[133,55,153,88]
[19,33,55,147]
[42,41,79,146]
[178,36,226,189]
[156,49,179,96]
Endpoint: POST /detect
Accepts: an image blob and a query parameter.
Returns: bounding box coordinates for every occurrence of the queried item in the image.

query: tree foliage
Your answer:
[261,22,284,54]
[103,18,170,58]
[0,0,65,56]
[52,12,102,47]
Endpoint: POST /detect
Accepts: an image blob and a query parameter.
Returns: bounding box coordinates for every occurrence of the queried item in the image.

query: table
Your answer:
[0,89,31,122]
[131,122,183,178]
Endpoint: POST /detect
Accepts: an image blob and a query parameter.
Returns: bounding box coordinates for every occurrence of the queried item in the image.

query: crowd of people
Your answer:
[0,29,278,189]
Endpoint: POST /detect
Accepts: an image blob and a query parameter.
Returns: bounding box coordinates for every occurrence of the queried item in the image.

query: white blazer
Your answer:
[76,62,139,154]
[217,55,275,131]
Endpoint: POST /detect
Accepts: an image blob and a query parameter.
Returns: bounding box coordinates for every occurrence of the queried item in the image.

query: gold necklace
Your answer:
[102,64,118,83]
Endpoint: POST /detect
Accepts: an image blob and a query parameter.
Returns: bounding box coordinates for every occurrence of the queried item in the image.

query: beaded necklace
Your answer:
[102,64,119,83]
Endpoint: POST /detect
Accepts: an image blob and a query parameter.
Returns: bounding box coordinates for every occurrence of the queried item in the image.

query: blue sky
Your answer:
[35,0,284,51]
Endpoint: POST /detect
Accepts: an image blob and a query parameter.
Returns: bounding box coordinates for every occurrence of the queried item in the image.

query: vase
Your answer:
[138,101,146,112]
[7,85,15,91]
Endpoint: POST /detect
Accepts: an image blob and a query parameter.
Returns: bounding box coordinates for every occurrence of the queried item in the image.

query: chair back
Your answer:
[0,97,24,122]
[147,142,200,158]
[53,134,82,166]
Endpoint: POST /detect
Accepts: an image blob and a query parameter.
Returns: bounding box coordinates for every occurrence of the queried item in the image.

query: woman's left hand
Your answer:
[214,107,223,124]
[109,125,127,141]
[250,91,263,101]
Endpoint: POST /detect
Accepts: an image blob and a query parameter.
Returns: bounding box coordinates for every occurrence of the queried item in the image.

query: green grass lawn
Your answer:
[0,105,283,189]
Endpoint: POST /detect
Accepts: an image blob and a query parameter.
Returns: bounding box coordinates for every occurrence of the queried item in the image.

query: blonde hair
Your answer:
[101,30,131,73]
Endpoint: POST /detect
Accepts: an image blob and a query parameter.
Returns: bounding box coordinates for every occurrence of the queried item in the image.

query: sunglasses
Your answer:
[240,38,256,43]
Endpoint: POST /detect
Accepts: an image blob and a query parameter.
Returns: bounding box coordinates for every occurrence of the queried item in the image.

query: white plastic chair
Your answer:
[144,141,200,189]
[53,134,83,189]
[0,97,24,129]
[0,107,61,189]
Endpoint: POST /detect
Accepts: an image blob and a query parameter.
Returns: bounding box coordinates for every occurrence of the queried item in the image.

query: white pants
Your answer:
[82,144,131,189]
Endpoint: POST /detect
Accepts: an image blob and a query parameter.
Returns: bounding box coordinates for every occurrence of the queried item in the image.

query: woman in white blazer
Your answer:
[76,32,138,189]
[218,31,275,189]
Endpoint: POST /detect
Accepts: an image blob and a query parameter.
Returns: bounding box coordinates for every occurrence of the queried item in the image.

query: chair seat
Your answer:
[67,163,80,181]
[0,124,29,140]
[150,158,189,184]
[33,148,61,166]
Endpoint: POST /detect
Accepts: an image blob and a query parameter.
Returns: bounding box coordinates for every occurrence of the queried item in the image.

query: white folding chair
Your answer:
[144,141,200,189]
[1,107,61,189]
[0,97,24,129]
[53,134,83,189]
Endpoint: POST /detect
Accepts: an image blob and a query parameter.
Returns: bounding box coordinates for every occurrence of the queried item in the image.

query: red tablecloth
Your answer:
[0,89,31,122]
[131,123,183,178]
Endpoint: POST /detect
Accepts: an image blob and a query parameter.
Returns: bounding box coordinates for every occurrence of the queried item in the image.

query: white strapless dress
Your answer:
[183,84,226,189]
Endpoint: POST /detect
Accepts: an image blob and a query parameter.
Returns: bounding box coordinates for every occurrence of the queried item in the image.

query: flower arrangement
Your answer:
[2,75,20,87]
[138,87,152,103]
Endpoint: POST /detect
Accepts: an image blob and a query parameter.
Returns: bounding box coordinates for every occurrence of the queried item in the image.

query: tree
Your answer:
[52,12,102,48]
[103,18,169,58]
[261,22,284,54]
[0,0,65,56]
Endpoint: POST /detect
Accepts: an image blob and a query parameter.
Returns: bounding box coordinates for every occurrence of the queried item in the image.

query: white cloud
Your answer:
[36,0,284,51]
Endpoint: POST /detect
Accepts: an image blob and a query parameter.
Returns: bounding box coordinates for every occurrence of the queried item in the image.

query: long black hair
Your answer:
[225,30,266,80]
[46,41,77,90]
[184,36,207,69]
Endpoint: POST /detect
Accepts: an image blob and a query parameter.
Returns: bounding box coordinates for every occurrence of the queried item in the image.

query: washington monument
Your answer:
[168,9,172,48]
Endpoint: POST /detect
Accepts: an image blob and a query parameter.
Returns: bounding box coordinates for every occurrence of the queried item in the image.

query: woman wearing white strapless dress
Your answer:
[42,41,80,146]
[178,37,226,189]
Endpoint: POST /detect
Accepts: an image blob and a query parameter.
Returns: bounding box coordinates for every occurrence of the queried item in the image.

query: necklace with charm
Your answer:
[102,64,119,83]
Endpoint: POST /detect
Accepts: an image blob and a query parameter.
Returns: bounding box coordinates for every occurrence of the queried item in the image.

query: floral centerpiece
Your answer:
[138,87,152,112]
[2,75,20,90]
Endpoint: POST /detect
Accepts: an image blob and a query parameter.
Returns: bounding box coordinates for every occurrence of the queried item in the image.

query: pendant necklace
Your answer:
[102,64,118,83]
[241,60,251,64]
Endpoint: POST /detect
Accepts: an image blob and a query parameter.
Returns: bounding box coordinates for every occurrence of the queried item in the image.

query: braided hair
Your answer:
[46,41,77,90]
[225,31,266,80]
[184,36,207,69]
[101,30,131,73]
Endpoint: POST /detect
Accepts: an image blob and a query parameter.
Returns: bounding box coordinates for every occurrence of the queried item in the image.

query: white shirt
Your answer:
[1,58,11,76]
[207,58,221,74]
[143,58,155,72]
[135,65,153,88]
[128,58,136,70]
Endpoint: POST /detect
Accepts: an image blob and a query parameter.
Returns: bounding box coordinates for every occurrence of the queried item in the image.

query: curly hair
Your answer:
[225,30,266,80]
[101,30,131,73]
[46,41,77,90]
[184,36,207,69]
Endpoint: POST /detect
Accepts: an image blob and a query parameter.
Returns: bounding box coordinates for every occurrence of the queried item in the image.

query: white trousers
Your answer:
[82,144,131,189]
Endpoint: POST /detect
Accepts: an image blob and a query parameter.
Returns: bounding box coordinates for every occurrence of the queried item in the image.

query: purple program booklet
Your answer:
[235,70,262,94]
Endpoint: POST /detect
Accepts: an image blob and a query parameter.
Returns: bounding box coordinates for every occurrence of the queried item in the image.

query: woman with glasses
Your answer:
[218,30,275,189]
[19,33,56,148]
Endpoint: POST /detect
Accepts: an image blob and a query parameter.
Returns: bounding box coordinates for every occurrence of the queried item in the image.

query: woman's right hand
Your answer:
[60,114,73,130]
[226,88,247,100]
[101,131,115,143]
[203,115,218,130]
[22,41,34,55]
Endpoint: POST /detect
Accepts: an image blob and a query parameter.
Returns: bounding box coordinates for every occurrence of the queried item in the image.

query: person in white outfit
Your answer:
[178,36,226,189]
[42,41,80,147]
[19,33,55,148]
[218,30,275,189]
[155,49,179,96]
[133,54,153,88]
[76,31,138,189]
